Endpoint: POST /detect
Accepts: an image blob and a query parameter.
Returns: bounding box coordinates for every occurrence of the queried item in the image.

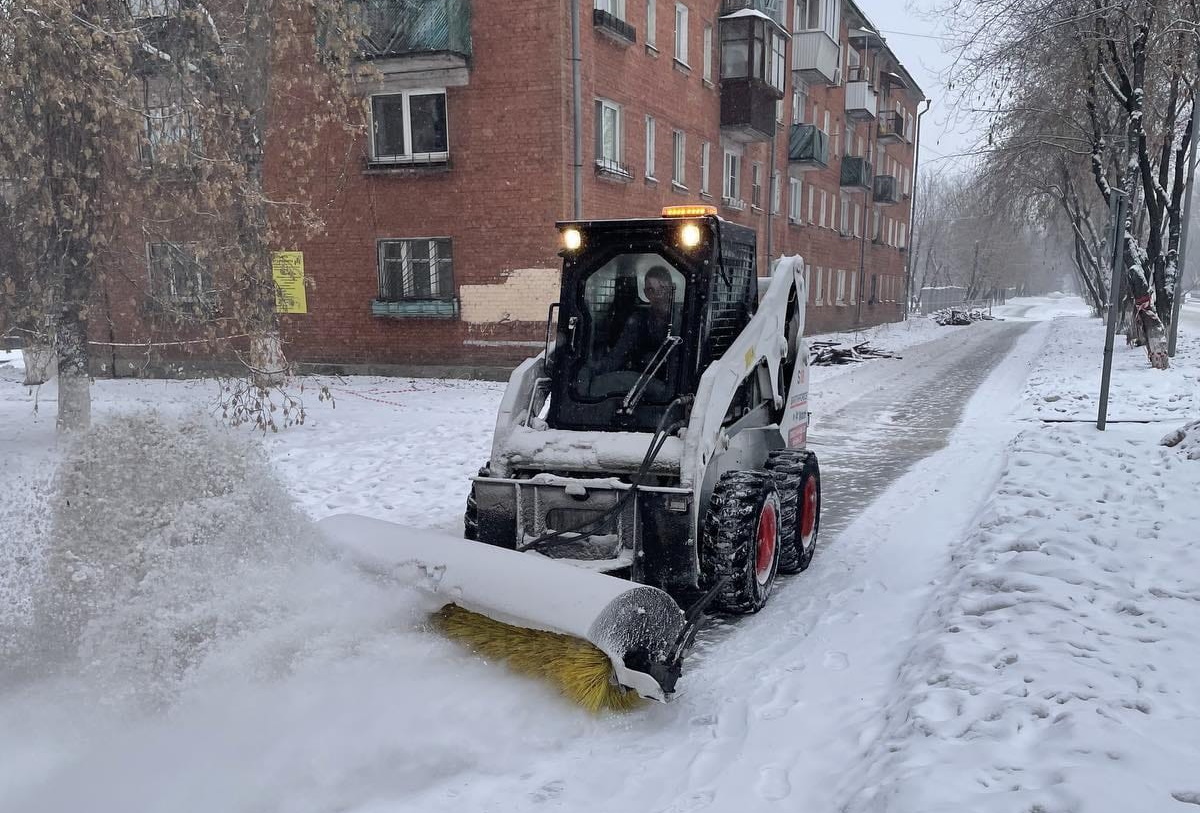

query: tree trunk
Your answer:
[55,301,91,431]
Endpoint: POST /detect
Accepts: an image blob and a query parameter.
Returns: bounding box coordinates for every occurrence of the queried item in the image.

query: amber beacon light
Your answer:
[661,205,717,218]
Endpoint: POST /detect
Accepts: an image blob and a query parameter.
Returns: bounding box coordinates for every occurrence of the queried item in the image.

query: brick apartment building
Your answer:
[95,0,925,377]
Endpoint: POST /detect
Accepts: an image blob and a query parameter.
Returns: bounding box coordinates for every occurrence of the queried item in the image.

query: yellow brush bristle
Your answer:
[431,604,644,713]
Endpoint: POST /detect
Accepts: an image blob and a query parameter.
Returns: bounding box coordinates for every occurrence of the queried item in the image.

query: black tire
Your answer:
[701,471,782,614]
[765,450,820,573]
[463,466,489,540]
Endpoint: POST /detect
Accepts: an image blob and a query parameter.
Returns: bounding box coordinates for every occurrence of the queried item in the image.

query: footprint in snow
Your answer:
[756,766,792,801]
[823,650,849,670]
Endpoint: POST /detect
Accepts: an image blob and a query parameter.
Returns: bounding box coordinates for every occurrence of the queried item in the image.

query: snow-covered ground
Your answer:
[2,296,1198,812]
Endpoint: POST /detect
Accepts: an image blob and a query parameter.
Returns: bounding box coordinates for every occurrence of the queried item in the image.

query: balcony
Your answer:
[873,174,901,204]
[788,123,829,173]
[719,0,786,28]
[357,0,472,86]
[721,79,779,142]
[593,9,636,44]
[791,30,839,85]
[877,111,905,144]
[840,156,873,190]
[844,68,877,122]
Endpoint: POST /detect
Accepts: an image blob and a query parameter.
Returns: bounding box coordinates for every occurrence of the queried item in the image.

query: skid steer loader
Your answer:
[319,205,820,707]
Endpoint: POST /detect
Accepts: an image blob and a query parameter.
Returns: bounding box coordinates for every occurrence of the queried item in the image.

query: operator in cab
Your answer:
[600,265,678,375]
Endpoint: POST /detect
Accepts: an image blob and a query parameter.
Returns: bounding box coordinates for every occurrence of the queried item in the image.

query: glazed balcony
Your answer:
[791,30,839,85]
[721,79,780,142]
[787,123,830,173]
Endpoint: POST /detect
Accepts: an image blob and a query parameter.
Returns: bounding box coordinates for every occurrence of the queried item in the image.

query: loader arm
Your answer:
[680,254,809,534]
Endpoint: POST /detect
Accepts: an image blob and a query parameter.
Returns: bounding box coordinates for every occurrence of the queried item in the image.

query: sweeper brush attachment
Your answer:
[432,605,643,712]
[317,514,688,706]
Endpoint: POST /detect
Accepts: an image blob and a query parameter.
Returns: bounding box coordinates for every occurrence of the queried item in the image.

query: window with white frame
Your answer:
[701,141,711,193]
[723,150,740,201]
[645,116,656,178]
[595,0,625,19]
[849,271,857,304]
[771,171,781,214]
[672,130,686,186]
[646,0,656,46]
[819,189,827,228]
[703,25,713,81]
[751,162,762,208]
[814,265,823,304]
[795,0,839,38]
[793,83,808,124]
[899,222,908,248]
[595,99,624,172]
[370,91,448,163]
[839,196,850,234]
[147,242,211,306]
[853,203,861,237]
[770,32,786,92]
[835,269,846,304]
[807,184,814,222]
[789,178,801,222]
[378,238,454,302]
[674,3,689,64]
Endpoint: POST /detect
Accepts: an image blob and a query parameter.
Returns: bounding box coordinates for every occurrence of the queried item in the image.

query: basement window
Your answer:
[369,91,448,165]
[373,238,458,318]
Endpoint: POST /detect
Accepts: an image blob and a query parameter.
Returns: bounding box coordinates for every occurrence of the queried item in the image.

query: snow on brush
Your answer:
[842,424,1200,813]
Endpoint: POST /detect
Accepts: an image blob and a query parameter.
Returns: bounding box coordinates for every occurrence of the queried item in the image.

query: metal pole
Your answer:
[1098,191,1128,431]
[904,98,931,317]
[1167,90,1198,357]
[570,0,582,219]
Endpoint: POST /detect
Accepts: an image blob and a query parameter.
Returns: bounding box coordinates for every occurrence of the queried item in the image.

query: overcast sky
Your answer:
[852,0,980,174]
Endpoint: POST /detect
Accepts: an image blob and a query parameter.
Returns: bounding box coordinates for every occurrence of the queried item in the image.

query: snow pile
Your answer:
[1022,316,1199,420]
[1160,418,1200,460]
[844,424,1200,812]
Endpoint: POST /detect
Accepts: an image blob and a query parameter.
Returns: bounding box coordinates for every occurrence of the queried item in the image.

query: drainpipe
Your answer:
[904,98,931,317]
[570,0,583,219]
[767,129,776,268]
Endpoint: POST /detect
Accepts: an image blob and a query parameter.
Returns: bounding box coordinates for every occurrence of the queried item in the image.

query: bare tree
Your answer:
[939,0,1199,368]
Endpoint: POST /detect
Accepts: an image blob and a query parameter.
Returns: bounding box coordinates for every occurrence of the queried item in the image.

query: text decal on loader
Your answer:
[783,361,810,448]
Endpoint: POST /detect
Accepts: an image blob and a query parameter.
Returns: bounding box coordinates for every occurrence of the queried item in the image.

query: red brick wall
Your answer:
[89,0,924,374]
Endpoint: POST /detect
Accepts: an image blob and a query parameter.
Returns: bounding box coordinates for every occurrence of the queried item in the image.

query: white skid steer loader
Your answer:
[319,206,820,708]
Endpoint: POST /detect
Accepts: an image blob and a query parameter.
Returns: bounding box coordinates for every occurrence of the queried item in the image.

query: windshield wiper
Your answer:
[620,334,682,414]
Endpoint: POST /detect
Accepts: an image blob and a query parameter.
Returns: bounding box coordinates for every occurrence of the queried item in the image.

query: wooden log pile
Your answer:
[930,307,998,326]
[809,340,901,365]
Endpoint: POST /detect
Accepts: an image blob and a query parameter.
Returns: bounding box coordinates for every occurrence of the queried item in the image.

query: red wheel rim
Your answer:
[755,498,778,585]
[800,476,818,543]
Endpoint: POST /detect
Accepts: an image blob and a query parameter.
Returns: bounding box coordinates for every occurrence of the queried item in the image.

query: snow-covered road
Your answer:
[2,298,1196,812]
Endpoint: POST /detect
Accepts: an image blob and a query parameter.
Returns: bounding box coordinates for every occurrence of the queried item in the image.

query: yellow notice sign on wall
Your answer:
[272,251,307,314]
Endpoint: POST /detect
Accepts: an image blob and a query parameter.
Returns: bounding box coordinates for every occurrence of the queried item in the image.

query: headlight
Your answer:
[680,223,702,248]
[562,228,582,251]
